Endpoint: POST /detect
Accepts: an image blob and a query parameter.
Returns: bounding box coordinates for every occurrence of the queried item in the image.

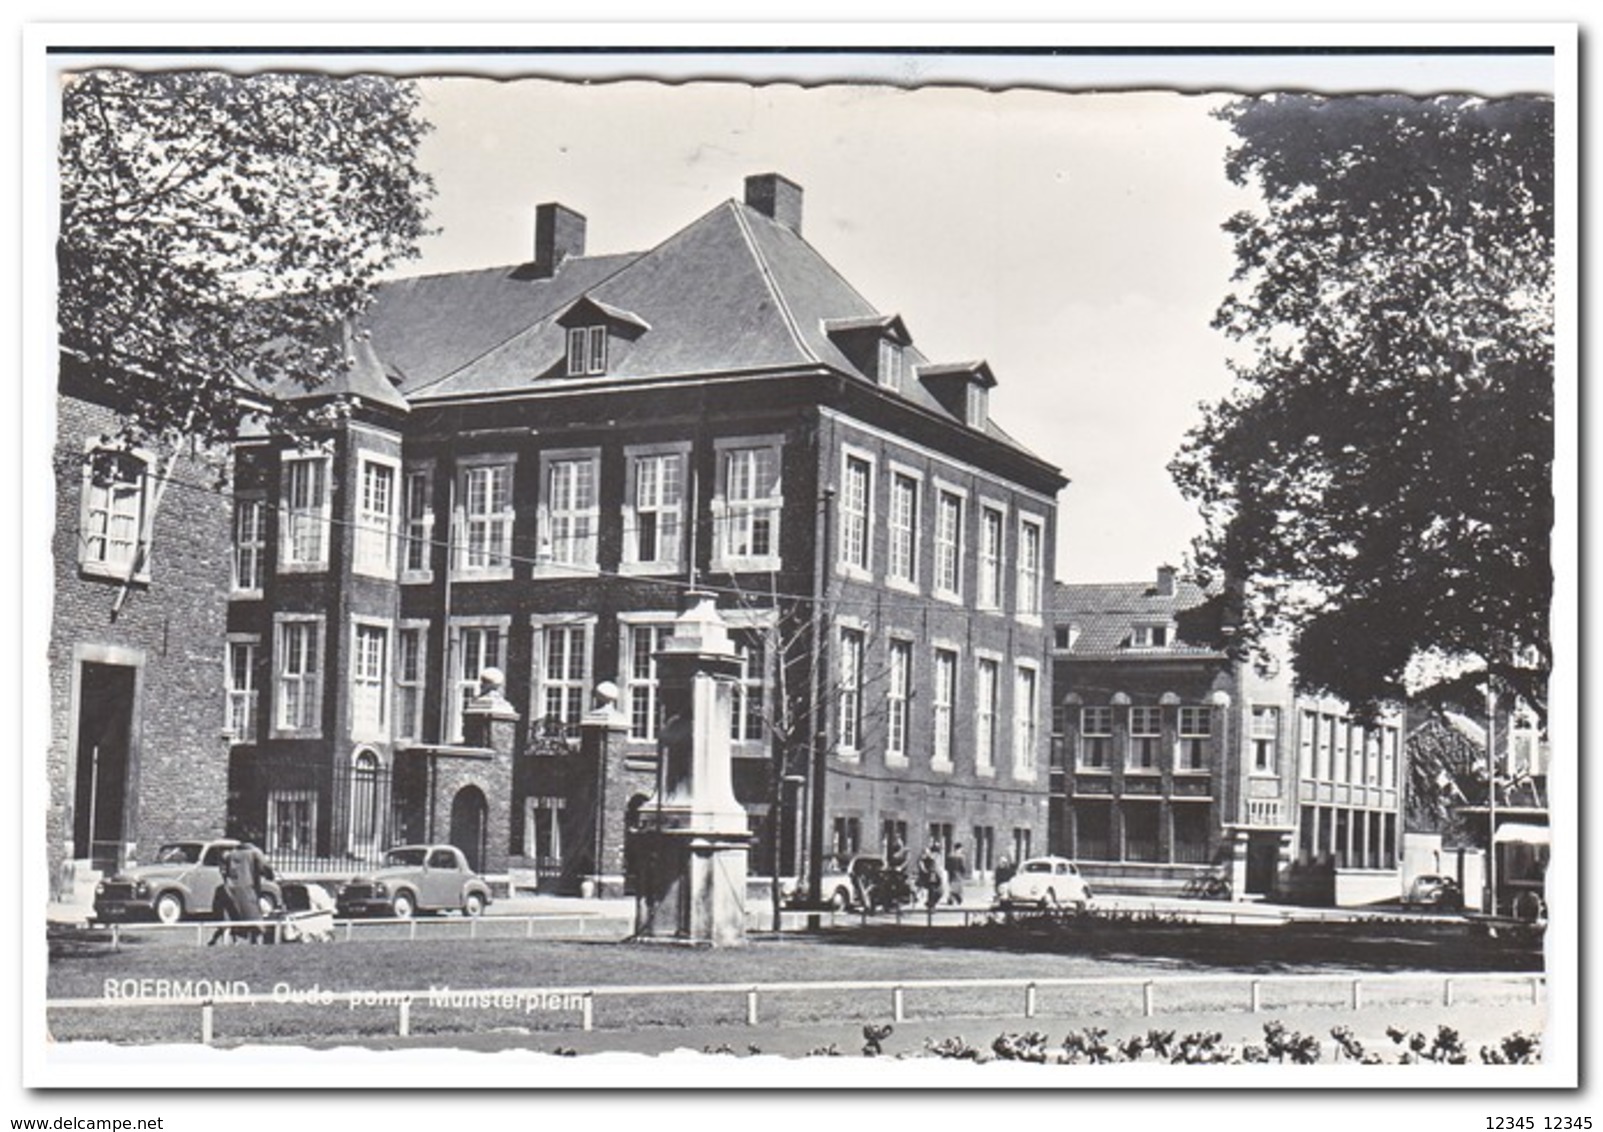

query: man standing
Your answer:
[221,840,271,944]
[945,842,968,905]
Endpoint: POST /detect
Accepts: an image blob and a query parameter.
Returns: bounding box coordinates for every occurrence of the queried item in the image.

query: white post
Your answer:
[1025,983,1037,1019]
[1350,979,1363,1011]
[892,986,905,1022]
[1250,980,1262,1013]
[746,988,759,1026]
[201,1002,214,1046]
[582,992,595,1032]
[398,999,411,1037]
[1143,982,1155,1017]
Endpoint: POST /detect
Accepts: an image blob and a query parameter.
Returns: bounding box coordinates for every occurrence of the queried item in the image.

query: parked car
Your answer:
[995,856,1094,911]
[1403,874,1463,911]
[784,855,915,912]
[92,839,283,925]
[335,845,492,919]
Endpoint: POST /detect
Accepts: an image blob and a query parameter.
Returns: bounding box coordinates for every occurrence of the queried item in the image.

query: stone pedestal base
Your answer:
[632,828,750,947]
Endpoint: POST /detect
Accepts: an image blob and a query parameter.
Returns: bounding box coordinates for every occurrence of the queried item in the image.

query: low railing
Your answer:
[47,971,1545,1046]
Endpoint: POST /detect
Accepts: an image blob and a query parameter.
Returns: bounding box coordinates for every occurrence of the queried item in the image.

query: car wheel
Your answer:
[391,891,416,920]
[154,892,184,924]
[463,891,485,918]
[258,893,277,919]
[829,887,850,912]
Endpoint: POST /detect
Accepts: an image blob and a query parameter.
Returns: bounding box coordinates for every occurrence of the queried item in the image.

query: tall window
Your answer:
[840,455,872,572]
[888,473,919,585]
[886,640,912,764]
[567,325,607,375]
[717,443,782,567]
[975,657,999,773]
[267,791,316,855]
[457,461,514,575]
[932,648,957,770]
[401,469,434,577]
[280,454,331,569]
[275,618,322,735]
[978,506,1004,609]
[838,628,865,752]
[629,451,684,570]
[935,490,963,597]
[82,449,149,575]
[627,623,673,741]
[1250,707,1280,774]
[226,639,258,742]
[232,498,266,593]
[394,627,426,743]
[351,623,389,739]
[1080,706,1113,769]
[1128,705,1162,770]
[451,624,504,742]
[730,630,767,744]
[540,624,590,729]
[545,455,599,568]
[877,338,904,391]
[831,816,862,861]
[354,458,397,577]
[1014,665,1038,777]
[1178,706,1211,771]
[1017,517,1043,616]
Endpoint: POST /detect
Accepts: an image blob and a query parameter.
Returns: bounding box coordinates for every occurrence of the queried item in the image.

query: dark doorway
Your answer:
[74,662,136,872]
[1246,834,1280,897]
[448,785,488,872]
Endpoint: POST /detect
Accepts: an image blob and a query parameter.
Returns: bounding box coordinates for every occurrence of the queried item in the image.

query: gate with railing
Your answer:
[227,753,404,874]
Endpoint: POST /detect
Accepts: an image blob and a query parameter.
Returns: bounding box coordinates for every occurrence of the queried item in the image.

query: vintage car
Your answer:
[335,844,493,919]
[92,839,283,925]
[1403,873,1464,911]
[995,856,1094,912]
[783,855,914,912]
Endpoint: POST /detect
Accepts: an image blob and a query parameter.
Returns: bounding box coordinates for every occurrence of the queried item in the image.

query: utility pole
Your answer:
[1486,683,1499,916]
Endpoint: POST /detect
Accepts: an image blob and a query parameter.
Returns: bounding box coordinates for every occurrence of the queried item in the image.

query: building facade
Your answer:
[225,174,1064,891]
[49,362,233,895]
[1051,568,1407,906]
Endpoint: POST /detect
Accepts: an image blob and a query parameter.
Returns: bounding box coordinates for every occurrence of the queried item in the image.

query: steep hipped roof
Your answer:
[1053,576,1226,659]
[341,191,1042,460]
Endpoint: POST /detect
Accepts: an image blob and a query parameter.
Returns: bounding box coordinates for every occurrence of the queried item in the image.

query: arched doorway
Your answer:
[348,749,384,862]
[449,785,489,873]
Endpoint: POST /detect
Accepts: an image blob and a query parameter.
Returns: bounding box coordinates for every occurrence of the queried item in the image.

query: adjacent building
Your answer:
[49,360,233,896]
[1050,568,1408,906]
[224,174,1065,891]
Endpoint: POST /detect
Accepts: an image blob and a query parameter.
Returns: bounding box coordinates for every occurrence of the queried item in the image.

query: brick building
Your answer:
[1051,568,1407,906]
[48,361,233,896]
[226,174,1065,891]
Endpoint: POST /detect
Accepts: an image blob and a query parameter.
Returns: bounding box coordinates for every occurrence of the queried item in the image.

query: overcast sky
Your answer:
[389,49,1551,584]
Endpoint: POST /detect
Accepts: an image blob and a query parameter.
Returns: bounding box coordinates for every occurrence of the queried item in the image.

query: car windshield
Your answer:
[1020,861,1052,874]
[154,843,204,865]
[384,848,428,867]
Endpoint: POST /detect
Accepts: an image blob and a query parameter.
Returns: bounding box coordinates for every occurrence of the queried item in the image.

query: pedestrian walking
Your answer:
[213,840,271,944]
[945,842,968,905]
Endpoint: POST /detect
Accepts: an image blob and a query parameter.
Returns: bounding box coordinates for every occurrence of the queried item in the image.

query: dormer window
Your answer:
[567,326,607,376]
[966,382,988,428]
[878,338,904,392]
[1129,623,1171,649]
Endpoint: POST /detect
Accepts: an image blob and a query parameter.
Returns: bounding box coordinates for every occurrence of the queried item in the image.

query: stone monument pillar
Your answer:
[633,592,750,946]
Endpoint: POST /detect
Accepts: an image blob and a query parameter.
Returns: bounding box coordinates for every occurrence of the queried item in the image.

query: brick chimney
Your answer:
[1156,564,1177,597]
[743,173,803,235]
[533,203,586,276]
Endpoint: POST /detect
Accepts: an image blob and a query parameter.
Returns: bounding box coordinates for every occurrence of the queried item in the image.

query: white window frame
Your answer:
[931,644,958,773]
[838,445,874,580]
[618,613,676,743]
[266,790,318,856]
[886,465,922,592]
[712,435,784,572]
[977,501,1006,611]
[393,621,429,744]
[1080,706,1113,770]
[1016,512,1045,621]
[836,621,867,761]
[567,325,608,376]
[350,619,391,742]
[622,443,690,576]
[225,634,259,744]
[877,337,904,391]
[272,614,325,738]
[448,617,510,743]
[1250,707,1280,776]
[1130,622,1172,649]
[453,455,516,581]
[966,382,988,429]
[1013,661,1039,781]
[400,465,435,583]
[1178,705,1212,771]
[933,481,967,604]
[728,626,771,748]
[279,450,332,573]
[1127,705,1163,772]
[353,452,400,579]
[974,652,1001,776]
[537,448,601,574]
[79,443,152,581]
[232,496,266,596]
[531,614,596,733]
[885,637,913,768]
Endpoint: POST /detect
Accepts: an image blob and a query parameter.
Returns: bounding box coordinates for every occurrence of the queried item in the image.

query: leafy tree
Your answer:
[1171,94,1554,720]
[58,68,435,448]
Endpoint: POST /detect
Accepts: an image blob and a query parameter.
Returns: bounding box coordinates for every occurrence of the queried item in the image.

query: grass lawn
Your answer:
[46,916,1544,1048]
